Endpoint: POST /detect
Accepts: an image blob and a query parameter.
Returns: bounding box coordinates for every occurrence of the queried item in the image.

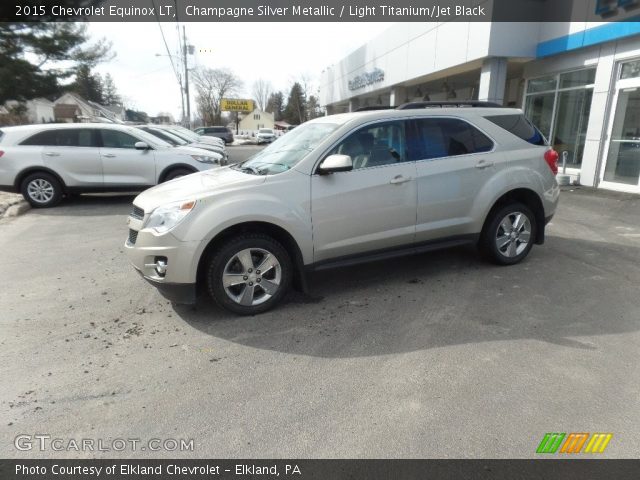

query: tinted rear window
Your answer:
[20,129,96,147]
[406,118,494,161]
[484,114,546,146]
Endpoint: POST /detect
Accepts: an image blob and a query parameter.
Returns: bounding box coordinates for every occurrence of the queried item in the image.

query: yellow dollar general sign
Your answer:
[221,98,254,112]
[536,433,613,454]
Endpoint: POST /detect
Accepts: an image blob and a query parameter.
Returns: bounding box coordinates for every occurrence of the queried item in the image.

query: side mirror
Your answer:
[318,154,353,174]
[134,141,149,150]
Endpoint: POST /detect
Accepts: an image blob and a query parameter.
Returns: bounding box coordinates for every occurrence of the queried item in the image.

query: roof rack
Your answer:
[354,106,397,112]
[396,101,504,110]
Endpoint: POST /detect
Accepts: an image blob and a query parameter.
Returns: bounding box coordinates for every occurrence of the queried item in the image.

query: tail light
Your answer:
[544,149,559,175]
[0,150,4,158]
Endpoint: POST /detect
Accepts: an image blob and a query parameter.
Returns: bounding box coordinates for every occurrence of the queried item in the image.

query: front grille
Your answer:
[128,229,139,245]
[131,205,145,220]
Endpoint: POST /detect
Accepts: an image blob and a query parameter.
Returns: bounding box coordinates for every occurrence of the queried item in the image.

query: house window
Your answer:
[254,114,260,120]
[524,68,595,168]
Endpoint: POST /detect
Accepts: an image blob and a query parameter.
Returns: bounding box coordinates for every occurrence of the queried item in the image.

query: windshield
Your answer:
[142,127,188,146]
[259,129,273,134]
[170,126,201,142]
[129,128,172,148]
[233,122,338,175]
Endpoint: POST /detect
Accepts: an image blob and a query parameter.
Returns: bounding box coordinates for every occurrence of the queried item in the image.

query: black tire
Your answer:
[206,233,292,315]
[163,168,194,182]
[480,202,537,265]
[20,172,63,208]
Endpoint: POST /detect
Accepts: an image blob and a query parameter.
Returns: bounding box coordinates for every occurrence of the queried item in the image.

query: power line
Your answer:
[150,0,181,84]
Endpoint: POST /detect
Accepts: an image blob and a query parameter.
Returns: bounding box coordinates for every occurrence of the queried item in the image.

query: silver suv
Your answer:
[0,123,223,207]
[126,102,560,315]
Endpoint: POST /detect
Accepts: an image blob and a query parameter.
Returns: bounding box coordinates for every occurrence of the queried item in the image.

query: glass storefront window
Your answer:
[524,68,596,168]
[524,93,554,140]
[559,68,596,89]
[526,75,557,94]
[603,87,640,185]
[552,89,593,167]
[621,60,640,80]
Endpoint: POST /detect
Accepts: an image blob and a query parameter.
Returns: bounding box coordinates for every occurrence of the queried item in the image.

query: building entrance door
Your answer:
[601,60,640,193]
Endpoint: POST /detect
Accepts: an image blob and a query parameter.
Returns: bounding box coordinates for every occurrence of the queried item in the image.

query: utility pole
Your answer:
[183,26,191,129]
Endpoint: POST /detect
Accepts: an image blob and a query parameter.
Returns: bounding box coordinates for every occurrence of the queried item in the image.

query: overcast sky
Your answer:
[88,22,393,119]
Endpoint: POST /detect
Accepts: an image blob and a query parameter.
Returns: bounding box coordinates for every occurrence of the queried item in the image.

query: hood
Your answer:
[133,167,266,212]
[189,142,224,153]
[195,136,225,146]
[169,145,223,160]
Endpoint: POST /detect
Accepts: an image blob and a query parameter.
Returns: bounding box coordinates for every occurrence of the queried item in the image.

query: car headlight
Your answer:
[191,154,219,164]
[144,200,196,234]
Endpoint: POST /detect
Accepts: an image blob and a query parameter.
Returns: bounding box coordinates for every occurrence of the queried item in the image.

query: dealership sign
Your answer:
[348,68,385,91]
[221,98,254,112]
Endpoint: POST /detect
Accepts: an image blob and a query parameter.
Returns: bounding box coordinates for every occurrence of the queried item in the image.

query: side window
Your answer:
[101,130,139,149]
[20,130,59,146]
[407,118,494,161]
[329,121,405,170]
[55,129,95,147]
[20,129,96,147]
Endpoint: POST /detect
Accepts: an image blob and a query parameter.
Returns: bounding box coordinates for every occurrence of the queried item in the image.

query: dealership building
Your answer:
[319,10,640,193]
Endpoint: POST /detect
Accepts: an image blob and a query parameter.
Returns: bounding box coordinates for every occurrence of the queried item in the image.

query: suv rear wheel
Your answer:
[206,234,292,315]
[480,203,537,265]
[20,172,63,208]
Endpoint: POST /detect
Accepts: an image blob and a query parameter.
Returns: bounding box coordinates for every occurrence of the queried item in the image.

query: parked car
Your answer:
[138,125,228,164]
[155,124,226,148]
[194,126,234,144]
[126,102,560,315]
[0,123,224,207]
[256,128,276,144]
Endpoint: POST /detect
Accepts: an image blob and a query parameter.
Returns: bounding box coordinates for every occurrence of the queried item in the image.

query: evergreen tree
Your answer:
[71,65,104,103]
[283,83,306,125]
[0,23,111,103]
[266,91,285,121]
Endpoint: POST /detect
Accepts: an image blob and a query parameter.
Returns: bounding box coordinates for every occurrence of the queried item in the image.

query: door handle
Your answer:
[475,160,494,169]
[44,152,60,157]
[390,175,412,185]
[102,153,116,158]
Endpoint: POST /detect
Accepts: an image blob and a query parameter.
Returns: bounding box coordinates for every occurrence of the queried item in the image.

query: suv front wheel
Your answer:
[206,234,292,315]
[480,203,537,265]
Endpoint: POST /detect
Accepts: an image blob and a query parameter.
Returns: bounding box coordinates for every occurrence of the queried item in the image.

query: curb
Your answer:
[0,195,31,219]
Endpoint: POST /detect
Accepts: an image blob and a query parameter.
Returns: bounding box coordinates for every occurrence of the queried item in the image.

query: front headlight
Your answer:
[191,154,219,164]
[144,200,196,234]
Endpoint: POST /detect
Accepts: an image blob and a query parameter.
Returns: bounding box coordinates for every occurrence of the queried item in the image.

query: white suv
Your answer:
[0,123,223,207]
[125,102,560,315]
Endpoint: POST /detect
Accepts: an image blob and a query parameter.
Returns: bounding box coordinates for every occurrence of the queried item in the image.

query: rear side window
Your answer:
[406,118,494,161]
[0,130,4,144]
[20,129,96,147]
[484,114,546,146]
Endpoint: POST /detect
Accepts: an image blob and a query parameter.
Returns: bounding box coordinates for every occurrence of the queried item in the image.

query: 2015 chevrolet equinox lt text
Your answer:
[125,102,560,315]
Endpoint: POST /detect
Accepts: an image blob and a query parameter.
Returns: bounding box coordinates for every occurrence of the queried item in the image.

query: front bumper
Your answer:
[134,268,196,304]
[125,223,200,304]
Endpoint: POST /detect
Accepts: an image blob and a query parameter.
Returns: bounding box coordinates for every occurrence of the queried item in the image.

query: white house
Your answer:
[53,92,122,123]
[25,98,55,123]
[239,109,274,132]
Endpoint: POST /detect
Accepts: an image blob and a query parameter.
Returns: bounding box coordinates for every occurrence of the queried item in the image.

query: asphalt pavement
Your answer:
[1,155,639,458]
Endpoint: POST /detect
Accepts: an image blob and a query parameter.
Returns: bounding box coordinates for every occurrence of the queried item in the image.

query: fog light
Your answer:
[154,257,168,277]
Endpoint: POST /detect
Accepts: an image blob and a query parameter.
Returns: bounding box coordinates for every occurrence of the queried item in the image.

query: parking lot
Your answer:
[1,145,639,458]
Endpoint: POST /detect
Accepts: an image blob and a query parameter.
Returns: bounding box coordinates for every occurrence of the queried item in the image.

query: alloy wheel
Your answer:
[222,248,282,306]
[495,211,532,258]
[27,178,55,204]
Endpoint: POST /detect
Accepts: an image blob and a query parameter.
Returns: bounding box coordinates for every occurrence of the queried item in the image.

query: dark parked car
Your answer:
[194,126,234,144]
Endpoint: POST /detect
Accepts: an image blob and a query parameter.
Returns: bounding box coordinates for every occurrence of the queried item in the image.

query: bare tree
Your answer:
[251,79,273,111]
[191,67,243,125]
